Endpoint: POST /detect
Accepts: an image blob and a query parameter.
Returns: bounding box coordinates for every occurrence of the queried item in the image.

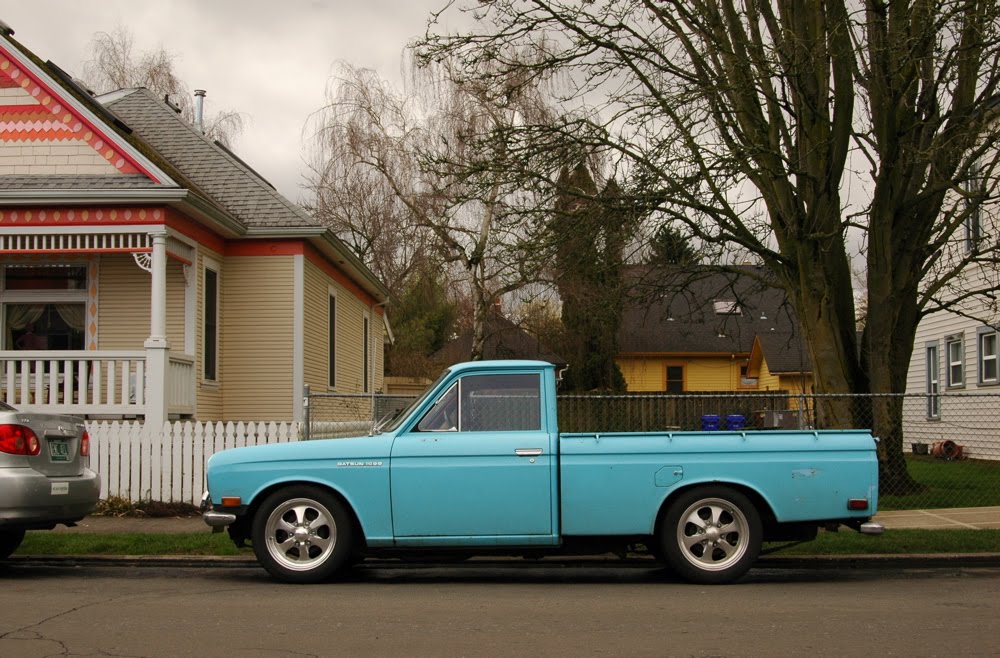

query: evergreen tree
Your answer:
[386,266,458,377]
[647,223,697,266]
[551,163,627,392]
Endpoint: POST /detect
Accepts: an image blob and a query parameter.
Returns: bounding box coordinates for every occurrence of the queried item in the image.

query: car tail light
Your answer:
[847,498,869,511]
[0,424,41,456]
[80,430,91,457]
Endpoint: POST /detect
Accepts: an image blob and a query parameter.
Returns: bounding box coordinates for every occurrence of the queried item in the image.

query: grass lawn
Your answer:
[880,456,1000,510]
[20,532,245,556]
[764,528,1000,555]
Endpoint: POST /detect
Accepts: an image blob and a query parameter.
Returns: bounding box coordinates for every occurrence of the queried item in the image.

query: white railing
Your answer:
[88,420,301,505]
[0,350,195,417]
[167,353,195,416]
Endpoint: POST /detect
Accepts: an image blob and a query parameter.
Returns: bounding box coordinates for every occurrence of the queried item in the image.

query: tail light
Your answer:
[80,430,91,457]
[0,424,41,456]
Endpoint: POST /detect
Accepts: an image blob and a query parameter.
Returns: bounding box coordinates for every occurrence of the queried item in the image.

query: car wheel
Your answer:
[661,486,761,584]
[0,529,26,559]
[251,486,354,584]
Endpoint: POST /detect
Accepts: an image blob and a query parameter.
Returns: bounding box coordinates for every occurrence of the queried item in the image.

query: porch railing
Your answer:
[0,350,195,417]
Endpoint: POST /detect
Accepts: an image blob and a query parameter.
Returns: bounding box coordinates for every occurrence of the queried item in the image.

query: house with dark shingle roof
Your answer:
[616,266,812,393]
[746,331,812,394]
[430,312,565,370]
[0,29,391,425]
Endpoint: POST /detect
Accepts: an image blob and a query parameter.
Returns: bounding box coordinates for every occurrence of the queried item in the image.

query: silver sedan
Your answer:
[0,401,101,558]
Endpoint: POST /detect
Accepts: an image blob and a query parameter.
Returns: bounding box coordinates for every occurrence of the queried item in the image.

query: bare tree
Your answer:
[304,64,431,294]
[82,26,245,148]
[418,0,1000,491]
[307,54,564,359]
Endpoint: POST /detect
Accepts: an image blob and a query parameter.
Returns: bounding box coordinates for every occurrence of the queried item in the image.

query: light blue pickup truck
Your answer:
[202,360,882,584]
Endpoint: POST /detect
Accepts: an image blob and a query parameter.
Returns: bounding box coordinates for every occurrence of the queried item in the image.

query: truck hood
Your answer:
[207,433,394,469]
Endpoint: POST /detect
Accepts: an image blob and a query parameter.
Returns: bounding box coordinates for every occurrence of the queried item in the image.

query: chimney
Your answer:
[193,89,206,134]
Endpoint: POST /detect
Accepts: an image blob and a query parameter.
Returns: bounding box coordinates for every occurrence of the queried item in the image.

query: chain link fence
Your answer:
[305,388,1000,510]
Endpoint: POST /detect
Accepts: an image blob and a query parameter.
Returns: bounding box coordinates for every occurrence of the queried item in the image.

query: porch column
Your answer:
[144,229,170,430]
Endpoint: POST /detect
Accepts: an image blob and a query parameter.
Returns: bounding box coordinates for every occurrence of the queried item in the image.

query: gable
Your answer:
[0,42,155,179]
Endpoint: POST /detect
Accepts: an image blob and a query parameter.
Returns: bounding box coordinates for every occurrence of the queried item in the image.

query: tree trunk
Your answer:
[779,242,864,430]
[469,263,491,361]
[865,263,924,495]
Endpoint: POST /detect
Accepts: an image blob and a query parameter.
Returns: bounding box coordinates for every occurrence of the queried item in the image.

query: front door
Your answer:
[390,372,553,539]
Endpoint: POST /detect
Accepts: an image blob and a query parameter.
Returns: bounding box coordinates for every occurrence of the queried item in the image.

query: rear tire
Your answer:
[0,529,26,559]
[661,486,761,584]
[251,486,354,583]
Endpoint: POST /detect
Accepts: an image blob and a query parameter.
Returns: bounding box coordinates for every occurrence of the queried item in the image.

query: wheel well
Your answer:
[247,481,366,550]
[652,482,777,541]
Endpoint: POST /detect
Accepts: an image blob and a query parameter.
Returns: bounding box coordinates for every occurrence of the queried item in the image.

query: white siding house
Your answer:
[904,167,1000,460]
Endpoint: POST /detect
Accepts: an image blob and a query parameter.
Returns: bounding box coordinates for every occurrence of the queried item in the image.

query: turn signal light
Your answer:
[0,424,41,456]
[221,497,242,507]
[847,498,869,511]
[80,430,91,457]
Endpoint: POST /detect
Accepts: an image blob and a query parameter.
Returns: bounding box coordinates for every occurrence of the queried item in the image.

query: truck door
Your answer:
[390,372,554,540]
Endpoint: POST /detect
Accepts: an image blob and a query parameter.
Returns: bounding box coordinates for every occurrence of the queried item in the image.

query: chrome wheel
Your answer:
[264,497,337,571]
[661,486,762,584]
[675,497,749,572]
[252,486,354,583]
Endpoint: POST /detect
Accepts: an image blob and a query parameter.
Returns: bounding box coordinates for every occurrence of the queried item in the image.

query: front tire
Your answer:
[0,529,26,559]
[251,486,354,583]
[661,486,761,584]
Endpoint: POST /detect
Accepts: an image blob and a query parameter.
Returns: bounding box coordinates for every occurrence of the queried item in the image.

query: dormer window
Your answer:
[713,300,741,315]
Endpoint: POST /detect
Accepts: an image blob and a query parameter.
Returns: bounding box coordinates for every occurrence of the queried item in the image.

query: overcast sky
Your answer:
[2,1,465,202]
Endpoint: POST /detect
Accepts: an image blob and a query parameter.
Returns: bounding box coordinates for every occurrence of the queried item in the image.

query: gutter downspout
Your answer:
[370,300,390,424]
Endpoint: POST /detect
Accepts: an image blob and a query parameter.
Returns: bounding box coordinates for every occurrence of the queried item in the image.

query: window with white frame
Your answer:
[328,292,337,388]
[362,314,370,393]
[979,328,998,385]
[925,343,940,419]
[1,264,87,351]
[963,159,984,254]
[945,335,964,387]
[203,265,219,381]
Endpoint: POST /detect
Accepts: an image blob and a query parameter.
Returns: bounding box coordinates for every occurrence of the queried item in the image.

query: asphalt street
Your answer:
[2,561,999,657]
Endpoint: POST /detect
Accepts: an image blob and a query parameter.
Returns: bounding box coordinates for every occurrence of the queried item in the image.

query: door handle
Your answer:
[515,448,543,457]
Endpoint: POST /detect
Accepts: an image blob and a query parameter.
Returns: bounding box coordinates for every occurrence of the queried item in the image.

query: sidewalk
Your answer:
[49,506,1000,534]
[874,506,1000,530]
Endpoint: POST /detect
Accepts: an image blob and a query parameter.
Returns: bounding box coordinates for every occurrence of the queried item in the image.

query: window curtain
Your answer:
[5,303,45,330]
[54,304,86,330]
[5,303,45,350]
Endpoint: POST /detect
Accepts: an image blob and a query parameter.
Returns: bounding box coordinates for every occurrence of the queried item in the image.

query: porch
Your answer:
[0,349,195,418]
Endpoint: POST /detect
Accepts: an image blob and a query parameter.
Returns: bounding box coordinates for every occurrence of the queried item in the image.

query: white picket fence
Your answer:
[88,420,302,506]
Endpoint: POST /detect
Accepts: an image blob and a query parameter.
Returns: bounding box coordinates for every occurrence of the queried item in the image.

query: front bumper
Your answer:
[200,491,236,529]
[0,467,101,529]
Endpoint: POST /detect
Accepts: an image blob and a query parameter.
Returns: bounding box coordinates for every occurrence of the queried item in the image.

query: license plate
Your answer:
[51,482,69,496]
[48,439,70,462]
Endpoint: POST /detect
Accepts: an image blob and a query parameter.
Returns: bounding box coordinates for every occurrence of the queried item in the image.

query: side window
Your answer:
[461,374,541,432]
[416,383,459,432]
[414,373,542,432]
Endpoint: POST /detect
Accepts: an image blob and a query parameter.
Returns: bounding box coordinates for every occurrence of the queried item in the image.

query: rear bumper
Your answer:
[0,466,101,529]
[859,521,885,535]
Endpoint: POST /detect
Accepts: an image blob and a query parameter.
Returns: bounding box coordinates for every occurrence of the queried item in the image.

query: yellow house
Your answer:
[0,32,391,424]
[616,268,811,394]
[746,331,813,397]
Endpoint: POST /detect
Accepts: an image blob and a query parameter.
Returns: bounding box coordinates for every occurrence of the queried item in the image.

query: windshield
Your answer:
[377,369,451,434]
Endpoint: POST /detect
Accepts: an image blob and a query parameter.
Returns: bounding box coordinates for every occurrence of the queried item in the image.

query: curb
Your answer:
[8,553,1000,570]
